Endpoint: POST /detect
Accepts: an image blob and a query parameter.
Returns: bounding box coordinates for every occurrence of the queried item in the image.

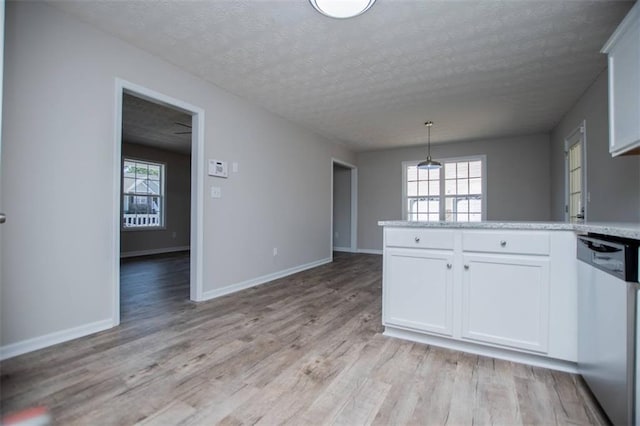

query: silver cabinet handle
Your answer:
[414,237,420,243]
[500,240,507,247]
[464,265,469,270]
[446,263,452,269]
[0,213,5,224]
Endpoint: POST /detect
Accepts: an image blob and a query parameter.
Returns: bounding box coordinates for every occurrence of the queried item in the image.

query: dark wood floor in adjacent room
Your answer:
[0,252,608,425]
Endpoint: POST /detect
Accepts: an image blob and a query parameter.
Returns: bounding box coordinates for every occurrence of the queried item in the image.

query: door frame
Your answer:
[564,120,587,222]
[330,158,358,259]
[113,79,205,326]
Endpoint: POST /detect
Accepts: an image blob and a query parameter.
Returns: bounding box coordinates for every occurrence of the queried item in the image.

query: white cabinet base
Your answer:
[384,326,577,374]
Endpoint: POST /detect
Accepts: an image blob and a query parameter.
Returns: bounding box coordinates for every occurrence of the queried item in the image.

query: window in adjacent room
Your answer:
[403,156,486,222]
[122,158,165,229]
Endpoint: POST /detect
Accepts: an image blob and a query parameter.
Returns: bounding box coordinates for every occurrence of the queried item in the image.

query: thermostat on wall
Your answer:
[208,159,228,178]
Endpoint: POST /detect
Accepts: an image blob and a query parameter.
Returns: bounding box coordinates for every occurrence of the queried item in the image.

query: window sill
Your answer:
[121,226,167,232]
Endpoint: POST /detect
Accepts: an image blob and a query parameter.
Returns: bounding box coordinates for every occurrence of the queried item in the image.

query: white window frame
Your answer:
[121,157,166,231]
[564,121,587,222]
[402,155,487,222]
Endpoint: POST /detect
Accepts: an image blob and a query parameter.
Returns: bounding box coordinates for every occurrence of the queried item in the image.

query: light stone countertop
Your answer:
[377,220,640,240]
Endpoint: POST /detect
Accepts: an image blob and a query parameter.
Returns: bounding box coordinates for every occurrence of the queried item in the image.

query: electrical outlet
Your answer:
[211,186,222,198]
[273,247,278,256]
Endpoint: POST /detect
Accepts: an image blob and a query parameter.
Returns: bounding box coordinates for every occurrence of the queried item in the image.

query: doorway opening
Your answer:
[565,121,587,223]
[113,80,205,326]
[331,159,357,259]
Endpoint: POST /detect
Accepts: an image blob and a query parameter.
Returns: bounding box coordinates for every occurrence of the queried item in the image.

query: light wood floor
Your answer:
[1,252,608,425]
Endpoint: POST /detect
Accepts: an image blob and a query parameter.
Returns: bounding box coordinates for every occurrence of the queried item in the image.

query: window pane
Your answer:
[457,198,469,213]
[123,178,135,193]
[135,179,148,194]
[457,179,469,195]
[417,199,428,212]
[428,199,439,212]
[445,163,456,179]
[469,178,481,194]
[417,181,429,196]
[148,164,160,180]
[428,213,439,221]
[469,198,482,212]
[469,161,482,178]
[417,213,429,221]
[445,180,456,195]
[408,213,417,221]
[418,168,429,180]
[407,166,417,181]
[428,180,440,195]
[469,213,481,222]
[407,181,418,196]
[457,213,469,222]
[135,164,148,179]
[124,161,136,178]
[429,168,440,180]
[456,162,469,178]
[148,180,161,195]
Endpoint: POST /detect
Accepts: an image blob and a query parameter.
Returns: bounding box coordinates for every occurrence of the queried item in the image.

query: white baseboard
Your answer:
[120,246,190,258]
[200,257,332,301]
[357,248,383,255]
[383,326,577,374]
[0,318,114,361]
[332,246,353,253]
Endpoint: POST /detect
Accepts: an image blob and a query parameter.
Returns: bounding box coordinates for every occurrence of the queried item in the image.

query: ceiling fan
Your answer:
[174,122,192,135]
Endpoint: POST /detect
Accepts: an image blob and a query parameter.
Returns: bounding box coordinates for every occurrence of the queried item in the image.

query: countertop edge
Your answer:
[376,221,640,240]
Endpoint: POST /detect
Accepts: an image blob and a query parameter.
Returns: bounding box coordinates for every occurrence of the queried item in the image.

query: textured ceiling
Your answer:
[52,0,634,151]
[122,93,192,154]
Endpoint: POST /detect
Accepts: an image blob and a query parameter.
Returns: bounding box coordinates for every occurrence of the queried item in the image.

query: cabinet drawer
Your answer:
[462,231,550,255]
[386,228,454,250]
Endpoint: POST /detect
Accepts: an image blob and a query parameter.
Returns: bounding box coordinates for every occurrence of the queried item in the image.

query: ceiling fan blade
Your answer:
[174,122,192,129]
[174,131,192,134]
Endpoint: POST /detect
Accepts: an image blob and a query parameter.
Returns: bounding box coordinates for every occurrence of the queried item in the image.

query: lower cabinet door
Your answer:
[384,248,454,336]
[461,254,550,353]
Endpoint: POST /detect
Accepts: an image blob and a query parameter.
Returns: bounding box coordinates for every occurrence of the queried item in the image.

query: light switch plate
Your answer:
[211,186,222,199]
[208,159,228,178]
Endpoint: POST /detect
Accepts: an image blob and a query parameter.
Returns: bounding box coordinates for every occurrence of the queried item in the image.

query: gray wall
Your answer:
[550,70,640,222]
[357,134,551,251]
[120,143,191,256]
[333,165,351,249]
[1,2,355,348]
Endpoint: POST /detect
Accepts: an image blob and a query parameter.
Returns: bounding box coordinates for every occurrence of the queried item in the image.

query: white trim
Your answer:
[114,79,206,330]
[563,121,587,222]
[601,1,639,53]
[330,158,358,260]
[357,248,383,255]
[200,257,332,301]
[332,246,352,253]
[402,155,487,222]
[383,326,577,374]
[0,319,114,361]
[120,246,190,259]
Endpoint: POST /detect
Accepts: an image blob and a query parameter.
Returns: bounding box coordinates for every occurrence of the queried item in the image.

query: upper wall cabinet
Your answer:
[603,2,640,156]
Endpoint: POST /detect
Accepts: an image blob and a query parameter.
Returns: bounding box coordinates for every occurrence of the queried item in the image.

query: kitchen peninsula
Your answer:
[377,221,640,372]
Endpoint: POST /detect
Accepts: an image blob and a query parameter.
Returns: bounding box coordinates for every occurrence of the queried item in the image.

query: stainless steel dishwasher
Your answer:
[578,234,639,426]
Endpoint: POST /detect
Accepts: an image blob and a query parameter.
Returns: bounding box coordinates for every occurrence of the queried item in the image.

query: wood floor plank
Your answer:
[0,252,608,425]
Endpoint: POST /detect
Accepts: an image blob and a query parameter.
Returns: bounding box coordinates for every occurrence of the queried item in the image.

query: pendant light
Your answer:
[309,0,376,19]
[418,121,441,170]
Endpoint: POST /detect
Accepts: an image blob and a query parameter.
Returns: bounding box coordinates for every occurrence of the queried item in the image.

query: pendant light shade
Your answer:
[309,0,376,19]
[418,121,442,170]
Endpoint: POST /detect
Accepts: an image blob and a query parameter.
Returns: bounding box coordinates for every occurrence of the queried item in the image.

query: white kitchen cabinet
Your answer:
[381,226,577,371]
[383,248,454,336]
[461,254,550,353]
[603,2,640,156]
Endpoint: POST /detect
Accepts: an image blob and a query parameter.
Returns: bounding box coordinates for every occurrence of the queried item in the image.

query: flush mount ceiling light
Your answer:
[309,0,376,19]
[418,121,442,170]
